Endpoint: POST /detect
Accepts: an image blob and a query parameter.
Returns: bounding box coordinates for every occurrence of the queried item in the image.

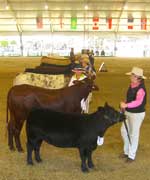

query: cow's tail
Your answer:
[5,98,9,138]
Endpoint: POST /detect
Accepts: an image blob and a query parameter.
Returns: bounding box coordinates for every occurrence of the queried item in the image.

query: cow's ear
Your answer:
[91,74,96,81]
[98,106,104,112]
[73,80,80,85]
[104,102,109,107]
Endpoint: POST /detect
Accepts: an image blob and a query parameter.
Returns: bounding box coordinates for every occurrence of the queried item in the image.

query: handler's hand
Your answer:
[120,102,128,109]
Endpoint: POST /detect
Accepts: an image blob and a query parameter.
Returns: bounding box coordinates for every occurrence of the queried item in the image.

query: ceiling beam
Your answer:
[0,16,148,19]
[1,9,150,12]
[6,0,150,4]
[6,0,22,33]
[115,0,128,33]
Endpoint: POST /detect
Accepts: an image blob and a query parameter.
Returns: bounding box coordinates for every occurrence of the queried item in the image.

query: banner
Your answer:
[106,17,112,29]
[141,18,147,30]
[71,17,77,30]
[92,17,99,30]
[127,17,134,29]
[36,16,43,29]
[60,17,64,29]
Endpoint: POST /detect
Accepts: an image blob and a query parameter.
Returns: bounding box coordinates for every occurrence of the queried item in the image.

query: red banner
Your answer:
[36,16,43,29]
[141,18,147,30]
[127,17,134,29]
[60,17,64,29]
[106,18,112,29]
[92,17,99,30]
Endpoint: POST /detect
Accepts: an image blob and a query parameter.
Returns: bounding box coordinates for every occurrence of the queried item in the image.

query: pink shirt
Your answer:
[127,82,145,108]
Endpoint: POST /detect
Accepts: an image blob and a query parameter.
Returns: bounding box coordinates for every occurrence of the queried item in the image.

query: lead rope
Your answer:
[120,110,131,145]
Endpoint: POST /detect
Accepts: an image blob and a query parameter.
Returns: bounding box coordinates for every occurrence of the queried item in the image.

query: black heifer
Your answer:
[7,78,98,152]
[26,103,125,172]
[25,63,74,75]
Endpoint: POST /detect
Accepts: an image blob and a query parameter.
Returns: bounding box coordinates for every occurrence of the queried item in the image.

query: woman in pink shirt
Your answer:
[120,67,147,162]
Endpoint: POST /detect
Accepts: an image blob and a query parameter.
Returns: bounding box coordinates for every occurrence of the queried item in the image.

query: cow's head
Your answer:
[82,78,99,91]
[86,73,96,80]
[98,102,126,125]
[72,77,99,91]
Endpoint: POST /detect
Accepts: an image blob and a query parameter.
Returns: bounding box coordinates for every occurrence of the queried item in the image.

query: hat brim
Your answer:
[81,59,89,63]
[125,72,147,79]
[72,69,85,73]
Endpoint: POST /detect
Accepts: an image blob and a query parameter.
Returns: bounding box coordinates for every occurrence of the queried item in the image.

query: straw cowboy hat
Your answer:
[74,52,81,60]
[80,54,89,63]
[72,64,85,73]
[126,67,146,79]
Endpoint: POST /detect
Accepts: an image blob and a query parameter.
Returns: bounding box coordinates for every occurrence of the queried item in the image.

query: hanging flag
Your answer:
[127,17,134,29]
[49,20,53,32]
[60,17,64,29]
[71,17,77,30]
[106,17,112,29]
[92,17,99,30]
[141,17,147,30]
[36,16,43,29]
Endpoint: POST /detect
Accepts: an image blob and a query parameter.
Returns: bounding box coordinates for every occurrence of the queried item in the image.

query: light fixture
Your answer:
[124,5,128,10]
[6,5,9,10]
[84,5,88,10]
[45,4,48,10]
[5,0,9,10]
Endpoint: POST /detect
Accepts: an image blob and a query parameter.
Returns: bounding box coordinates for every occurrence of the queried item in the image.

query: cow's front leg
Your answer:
[87,149,94,169]
[27,142,34,165]
[79,148,88,172]
[34,140,42,163]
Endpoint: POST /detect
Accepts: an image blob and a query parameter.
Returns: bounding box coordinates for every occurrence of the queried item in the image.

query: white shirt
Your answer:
[68,74,87,87]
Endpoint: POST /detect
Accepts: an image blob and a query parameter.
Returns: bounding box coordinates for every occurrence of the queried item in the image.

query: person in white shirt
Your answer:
[68,63,104,146]
[68,64,88,113]
[68,64,87,87]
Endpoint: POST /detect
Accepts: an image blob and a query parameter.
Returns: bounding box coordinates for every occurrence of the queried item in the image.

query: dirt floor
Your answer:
[0,57,150,180]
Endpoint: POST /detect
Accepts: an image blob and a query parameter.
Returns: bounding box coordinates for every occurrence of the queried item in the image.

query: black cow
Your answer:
[24,63,74,75]
[26,103,125,172]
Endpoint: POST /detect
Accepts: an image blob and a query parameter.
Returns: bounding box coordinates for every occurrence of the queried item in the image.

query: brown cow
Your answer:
[6,78,98,152]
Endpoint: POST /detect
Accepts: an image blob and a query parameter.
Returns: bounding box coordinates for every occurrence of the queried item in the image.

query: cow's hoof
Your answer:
[36,158,42,163]
[88,163,95,169]
[9,146,15,151]
[18,148,24,153]
[81,167,89,173]
[27,161,34,165]
[17,146,24,152]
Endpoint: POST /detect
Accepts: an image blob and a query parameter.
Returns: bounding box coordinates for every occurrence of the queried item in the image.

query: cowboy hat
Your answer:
[80,54,89,63]
[81,54,89,59]
[126,67,146,79]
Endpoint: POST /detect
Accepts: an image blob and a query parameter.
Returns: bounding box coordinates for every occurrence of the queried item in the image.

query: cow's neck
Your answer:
[78,84,90,100]
[88,112,113,136]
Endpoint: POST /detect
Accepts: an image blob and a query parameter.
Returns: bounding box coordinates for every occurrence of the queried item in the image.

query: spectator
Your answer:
[69,48,75,64]
[81,56,96,78]
[88,50,96,72]
[101,50,105,56]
